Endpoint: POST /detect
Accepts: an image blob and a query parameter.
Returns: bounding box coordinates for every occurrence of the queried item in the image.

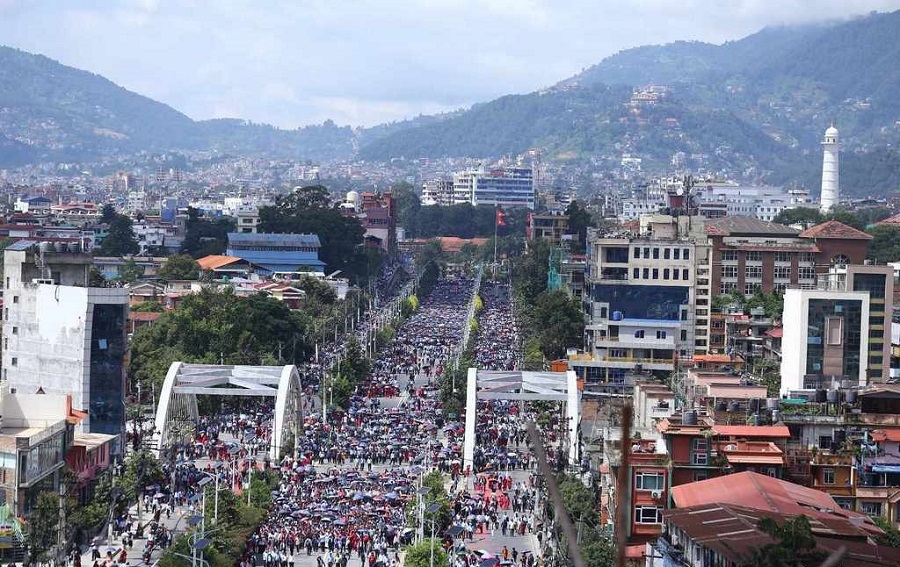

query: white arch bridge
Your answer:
[153,363,303,461]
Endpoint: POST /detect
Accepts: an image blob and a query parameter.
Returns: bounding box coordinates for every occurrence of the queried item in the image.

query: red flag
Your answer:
[496,208,506,227]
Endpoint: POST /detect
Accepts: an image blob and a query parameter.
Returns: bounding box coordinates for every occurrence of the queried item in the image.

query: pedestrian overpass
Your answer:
[153,363,304,461]
[463,369,581,475]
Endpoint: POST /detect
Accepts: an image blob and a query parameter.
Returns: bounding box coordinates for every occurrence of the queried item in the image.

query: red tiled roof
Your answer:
[765,327,783,338]
[197,255,244,270]
[671,471,839,514]
[799,219,873,240]
[876,213,900,226]
[870,429,900,443]
[129,312,161,322]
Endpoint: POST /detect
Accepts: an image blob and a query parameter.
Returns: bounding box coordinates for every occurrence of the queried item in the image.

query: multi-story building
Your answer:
[225,232,325,278]
[234,202,261,234]
[526,212,570,245]
[452,167,534,209]
[700,218,871,355]
[2,241,128,444]
[577,215,709,382]
[780,264,894,394]
[421,179,454,207]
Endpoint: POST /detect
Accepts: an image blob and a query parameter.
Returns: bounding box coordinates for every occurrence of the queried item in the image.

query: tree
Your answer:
[867,225,900,263]
[533,290,584,360]
[181,207,235,258]
[27,491,60,564]
[338,335,371,387]
[100,203,117,224]
[565,200,594,249]
[772,208,823,226]
[873,516,900,547]
[119,259,144,283]
[158,254,200,281]
[391,182,421,237]
[132,300,164,313]
[100,214,139,256]
[752,515,824,567]
[403,540,447,567]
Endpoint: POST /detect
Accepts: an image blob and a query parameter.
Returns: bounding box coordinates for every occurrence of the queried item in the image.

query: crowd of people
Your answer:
[474,283,519,371]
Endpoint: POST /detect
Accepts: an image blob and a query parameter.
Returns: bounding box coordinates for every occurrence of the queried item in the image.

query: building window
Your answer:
[673,270,680,280]
[674,249,681,260]
[12,296,18,304]
[635,330,645,338]
[11,326,17,335]
[693,471,708,482]
[10,358,16,366]
[683,269,689,280]
[722,250,738,262]
[774,283,787,294]
[652,269,659,279]
[657,331,667,340]
[799,266,816,280]
[861,502,883,517]
[681,330,688,341]
[653,248,660,260]
[634,248,641,259]
[634,506,664,524]
[644,247,650,258]
[823,468,835,485]
[643,268,650,279]
[744,283,760,296]
[683,249,690,260]
[774,251,791,263]
[774,265,791,280]
[691,452,708,465]
[746,251,762,262]
[633,268,640,279]
[799,252,816,264]
[745,266,762,280]
[722,266,738,279]
[635,472,665,491]
[664,248,671,260]
[663,269,670,280]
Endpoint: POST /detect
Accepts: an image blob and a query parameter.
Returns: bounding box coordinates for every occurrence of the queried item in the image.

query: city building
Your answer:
[780,264,894,394]
[421,180,454,207]
[225,232,325,278]
[452,167,534,209]
[234,202,261,234]
[576,214,709,383]
[2,241,129,443]
[820,125,840,213]
[526,211,570,245]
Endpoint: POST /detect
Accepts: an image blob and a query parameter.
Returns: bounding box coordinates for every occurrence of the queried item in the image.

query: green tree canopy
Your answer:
[181,207,235,258]
[128,288,311,392]
[752,515,824,567]
[158,254,200,281]
[100,203,117,224]
[119,259,144,283]
[533,290,584,360]
[564,199,595,249]
[867,225,900,263]
[100,214,139,256]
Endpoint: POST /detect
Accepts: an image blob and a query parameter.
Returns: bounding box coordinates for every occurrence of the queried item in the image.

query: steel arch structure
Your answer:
[463,369,580,475]
[153,363,303,461]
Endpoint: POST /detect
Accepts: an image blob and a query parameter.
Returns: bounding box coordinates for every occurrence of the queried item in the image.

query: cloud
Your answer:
[0,0,898,127]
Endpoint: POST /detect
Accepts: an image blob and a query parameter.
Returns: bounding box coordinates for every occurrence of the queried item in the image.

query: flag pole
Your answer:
[493,205,499,278]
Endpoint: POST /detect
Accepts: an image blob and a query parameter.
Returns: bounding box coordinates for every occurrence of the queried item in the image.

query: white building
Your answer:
[820,125,840,213]
[2,241,128,440]
[452,167,534,209]
[780,287,870,396]
[126,190,148,213]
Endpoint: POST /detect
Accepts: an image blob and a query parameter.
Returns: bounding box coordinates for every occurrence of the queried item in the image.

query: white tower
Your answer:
[819,124,840,213]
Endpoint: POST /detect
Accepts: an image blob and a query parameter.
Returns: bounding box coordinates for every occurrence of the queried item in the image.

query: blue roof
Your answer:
[257,263,324,274]
[6,240,36,251]
[227,232,321,248]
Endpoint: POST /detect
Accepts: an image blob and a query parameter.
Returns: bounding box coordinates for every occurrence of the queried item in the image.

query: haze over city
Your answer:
[2,0,899,128]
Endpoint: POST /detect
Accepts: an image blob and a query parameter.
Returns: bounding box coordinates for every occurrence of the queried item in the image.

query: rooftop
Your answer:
[711,425,791,439]
[196,255,245,270]
[799,219,873,240]
[706,217,799,237]
[227,232,321,247]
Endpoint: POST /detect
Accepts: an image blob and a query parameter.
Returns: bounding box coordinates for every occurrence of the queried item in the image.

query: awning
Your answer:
[871,465,900,474]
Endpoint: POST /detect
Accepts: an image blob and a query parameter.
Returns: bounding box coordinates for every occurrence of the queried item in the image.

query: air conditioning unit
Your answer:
[651,490,662,499]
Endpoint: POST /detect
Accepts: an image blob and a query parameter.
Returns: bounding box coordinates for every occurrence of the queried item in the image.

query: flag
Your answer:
[496,208,506,227]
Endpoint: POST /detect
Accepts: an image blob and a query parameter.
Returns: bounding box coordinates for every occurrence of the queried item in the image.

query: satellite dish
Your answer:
[676,187,684,196]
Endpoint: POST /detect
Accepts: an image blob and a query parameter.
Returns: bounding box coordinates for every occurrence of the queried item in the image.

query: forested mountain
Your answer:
[3,10,900,196]
[359,10,900,195]
[0,46,357,165]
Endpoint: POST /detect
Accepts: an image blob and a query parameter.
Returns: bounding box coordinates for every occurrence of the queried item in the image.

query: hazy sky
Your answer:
[1,0,899,128]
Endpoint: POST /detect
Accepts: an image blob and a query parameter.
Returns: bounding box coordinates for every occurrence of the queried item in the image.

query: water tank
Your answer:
[766,398,780,410]
[845,390,858,404]
[38,241,51,254]
[728,401,740,412]
[815,389,827,403]
[715,401,727,411]
[771,409,781,423]
[682,410,698,426]
[611,311,624,321]
[826,389,840,404]
[346,190,360,209]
